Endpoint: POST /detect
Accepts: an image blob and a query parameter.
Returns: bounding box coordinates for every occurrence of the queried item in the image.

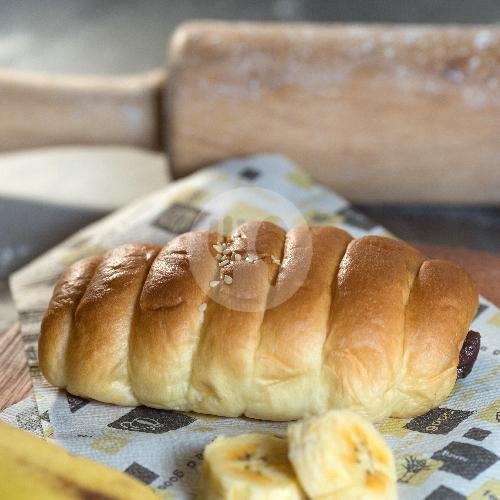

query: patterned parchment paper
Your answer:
[4,155,499,499]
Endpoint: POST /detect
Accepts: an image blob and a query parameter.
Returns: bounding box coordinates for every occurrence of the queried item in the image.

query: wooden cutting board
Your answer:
[1,242,499,411]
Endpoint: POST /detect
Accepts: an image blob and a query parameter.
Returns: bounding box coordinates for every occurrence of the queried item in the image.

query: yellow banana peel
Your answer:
[0,421,159,499]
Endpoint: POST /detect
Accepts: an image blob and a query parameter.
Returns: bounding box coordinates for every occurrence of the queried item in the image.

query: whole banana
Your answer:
[0,421,158,500]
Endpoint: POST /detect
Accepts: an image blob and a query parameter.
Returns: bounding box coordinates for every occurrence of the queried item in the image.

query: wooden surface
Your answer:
[167,22,500,203]
[0,241,498,412]
[0,322,31,411]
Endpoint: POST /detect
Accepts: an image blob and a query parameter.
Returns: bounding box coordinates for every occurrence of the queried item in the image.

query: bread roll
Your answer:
[39,222,478,421]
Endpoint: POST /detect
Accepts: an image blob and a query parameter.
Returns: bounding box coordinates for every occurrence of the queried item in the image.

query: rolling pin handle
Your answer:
[0,69,166,152]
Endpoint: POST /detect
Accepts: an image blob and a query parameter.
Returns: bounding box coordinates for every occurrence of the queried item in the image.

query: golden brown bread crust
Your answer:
[39,256,102,388]
[189,222,286,416]
[130,231,220,409]
[392,259,479,417]
[38,222,478,421]
[323,236,426,420]
[247,226,352,420]
[65,244,160,406]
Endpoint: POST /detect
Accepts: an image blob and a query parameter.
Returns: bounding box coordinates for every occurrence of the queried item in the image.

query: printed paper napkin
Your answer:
[9,155,500,499]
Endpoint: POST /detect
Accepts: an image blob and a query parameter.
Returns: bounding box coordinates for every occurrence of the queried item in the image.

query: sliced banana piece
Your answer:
[287,410,397,500]
[198,432,305,500]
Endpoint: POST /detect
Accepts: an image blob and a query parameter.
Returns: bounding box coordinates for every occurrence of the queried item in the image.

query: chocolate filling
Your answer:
[457,330,481,379]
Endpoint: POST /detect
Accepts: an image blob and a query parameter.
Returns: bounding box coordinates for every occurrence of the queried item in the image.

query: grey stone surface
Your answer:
[1,0,499,74]
[0,197,107,280]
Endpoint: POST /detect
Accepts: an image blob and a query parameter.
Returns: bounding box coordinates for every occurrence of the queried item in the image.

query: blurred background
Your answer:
[1,0,499,333]
[2,0,500,74]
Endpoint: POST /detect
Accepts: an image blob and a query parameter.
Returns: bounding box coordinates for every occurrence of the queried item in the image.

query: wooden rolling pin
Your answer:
[1,22,499,203]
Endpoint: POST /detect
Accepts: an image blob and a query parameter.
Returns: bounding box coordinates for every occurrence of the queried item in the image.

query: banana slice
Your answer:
[198,432,305,500]
[287,410,397,500]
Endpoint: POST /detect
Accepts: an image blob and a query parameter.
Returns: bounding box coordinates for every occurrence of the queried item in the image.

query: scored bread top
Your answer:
[39,221,478,421]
